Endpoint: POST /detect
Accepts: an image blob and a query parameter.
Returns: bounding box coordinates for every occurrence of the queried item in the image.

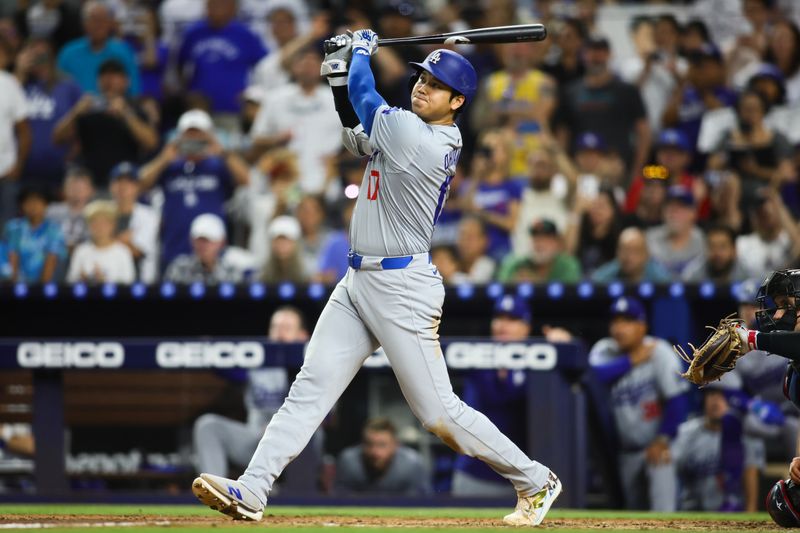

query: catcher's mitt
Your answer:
[674,314,747,386]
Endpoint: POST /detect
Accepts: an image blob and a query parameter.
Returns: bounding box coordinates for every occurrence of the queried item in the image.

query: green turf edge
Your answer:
[0,504,771,522]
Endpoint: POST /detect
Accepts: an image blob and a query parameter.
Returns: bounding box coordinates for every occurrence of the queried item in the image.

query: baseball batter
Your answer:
[192,29,561,526]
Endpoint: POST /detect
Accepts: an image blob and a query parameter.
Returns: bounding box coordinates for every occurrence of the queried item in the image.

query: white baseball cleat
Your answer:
[503,471,562,526]
[192,473,264,521]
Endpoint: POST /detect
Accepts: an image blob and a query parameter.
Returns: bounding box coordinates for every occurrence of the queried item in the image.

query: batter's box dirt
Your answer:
[0,514,780,530]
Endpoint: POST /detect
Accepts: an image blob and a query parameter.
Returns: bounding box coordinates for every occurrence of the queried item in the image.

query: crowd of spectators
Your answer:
[1,0,799,286]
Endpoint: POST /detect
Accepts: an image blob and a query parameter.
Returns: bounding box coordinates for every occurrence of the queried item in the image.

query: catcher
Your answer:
[678,269,800,524]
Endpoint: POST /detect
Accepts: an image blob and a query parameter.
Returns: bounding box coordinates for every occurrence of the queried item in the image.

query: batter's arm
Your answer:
[348,53,386,136]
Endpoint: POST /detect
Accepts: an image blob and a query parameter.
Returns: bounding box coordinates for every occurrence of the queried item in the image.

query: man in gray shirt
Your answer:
[646,185,706,278]
[335,417,430,496]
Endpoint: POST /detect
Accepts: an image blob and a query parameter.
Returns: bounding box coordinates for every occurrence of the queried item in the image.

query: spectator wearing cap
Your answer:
[589,296,688,511]
[744,64,787,109]
[707,89,795,205]
[108,162,159,283]
[552,131,625,203]
[15,38,81,193]
[541,18,587,88]
[662,43,736,168]
[177,0,267,114]
[139,109,249,268]
[618,15,688,133]
[452,293,573,496]
[461,129,522,261]
[736,187,800,278]
[0,34,31,228]
[625,129,709,220]
[555,34,651,179]
[470,40,556,177]
[252,9,329,93]
[56,1,141,96]
[53,59,158,189]
[67,200,135,284]
[592,227,672,284]
[13,0,83,51]
[164,213,255,284]
[3,187,65,283]
[645,185,706,278]
[682,225,748,283]
[46,167,94,253]
[250,46,340,194]
[260,215,308,283]
[497,219,581,283]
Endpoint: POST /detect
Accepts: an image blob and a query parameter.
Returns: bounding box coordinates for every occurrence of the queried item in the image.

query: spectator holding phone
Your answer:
[52,59,157,189]
[139,109,249,268]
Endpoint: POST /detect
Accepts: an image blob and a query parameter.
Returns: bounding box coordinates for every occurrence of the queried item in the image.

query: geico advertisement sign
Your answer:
[156,342,264,368]
[17,343,125,368]
[444,342,557,370]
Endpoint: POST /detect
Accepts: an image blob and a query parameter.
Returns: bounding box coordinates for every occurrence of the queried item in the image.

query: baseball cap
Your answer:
[749,63,785,85]
[190,213,226,241]
[655,129,691,152]
[610,296,647,322]
[109,161,138,182]
[688,43,722,63]
[529,219,559,237]
[242,85,265,104]
[268,215,301,240]
[666,184,695,206]
[585,34,610,50]
[177,109,214,134]
[98,58,127,76]
[576,131,606,152]
[493,294,532,324]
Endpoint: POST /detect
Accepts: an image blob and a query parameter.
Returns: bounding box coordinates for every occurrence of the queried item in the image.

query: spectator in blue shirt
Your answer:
[3,187,66,283]
[139,109,249,268]
[592,227,672,284]
[56,1,141,96]
[15,38,82,193]
[178,0,267,113]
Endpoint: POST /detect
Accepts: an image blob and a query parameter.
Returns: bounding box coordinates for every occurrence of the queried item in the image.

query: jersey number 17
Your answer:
[367,170,380,201]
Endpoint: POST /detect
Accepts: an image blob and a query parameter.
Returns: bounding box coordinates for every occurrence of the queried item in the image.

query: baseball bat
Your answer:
[323,24,547,53]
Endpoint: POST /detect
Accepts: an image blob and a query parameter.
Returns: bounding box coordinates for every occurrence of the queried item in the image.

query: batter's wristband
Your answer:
[748,330,758,351]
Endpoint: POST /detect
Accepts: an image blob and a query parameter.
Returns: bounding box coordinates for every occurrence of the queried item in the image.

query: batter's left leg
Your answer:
[354,267,551,497]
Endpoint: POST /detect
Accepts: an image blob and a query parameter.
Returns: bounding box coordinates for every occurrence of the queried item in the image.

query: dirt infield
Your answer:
[0,513,777,530]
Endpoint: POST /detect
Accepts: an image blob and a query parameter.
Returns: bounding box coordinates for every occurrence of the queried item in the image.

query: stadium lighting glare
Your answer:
[638,282,654,299]
[249,283,266,299]
[577,281,593,299]
[278,282,295,300]
[456,283,474,300]
[547,282,563,299]
[344,184,360,199]
[486,282,503,299]
[190,282,206,299]
[308,283,326,300]
[219,283,235,299]
[13,283,27,298]
[72,282,88,299]
[607,282,624,298]
[669,282,684,298]
[516,282,534,298]
[699,281,715,299]
[131,282,147,299]
[101,283,117,299]
[43,283,58,299]
[160,282,176,299]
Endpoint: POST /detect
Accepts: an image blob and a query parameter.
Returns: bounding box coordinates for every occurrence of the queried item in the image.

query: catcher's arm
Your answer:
[752,330,800,360]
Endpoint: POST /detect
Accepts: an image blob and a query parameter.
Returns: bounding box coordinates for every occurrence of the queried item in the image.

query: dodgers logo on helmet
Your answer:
[408,49,477,103]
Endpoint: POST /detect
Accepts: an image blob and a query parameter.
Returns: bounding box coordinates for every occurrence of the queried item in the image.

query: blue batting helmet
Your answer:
[409,49,477,104]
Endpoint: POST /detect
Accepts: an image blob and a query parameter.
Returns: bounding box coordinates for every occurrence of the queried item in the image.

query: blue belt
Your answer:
[348,251,427,270]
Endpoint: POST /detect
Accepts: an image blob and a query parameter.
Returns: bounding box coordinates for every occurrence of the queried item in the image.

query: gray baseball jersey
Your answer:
[734,350,790,406]
[236,99,551,506]
[349,105,461,256]
[671,417,765,511]
[589,337,689,450]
